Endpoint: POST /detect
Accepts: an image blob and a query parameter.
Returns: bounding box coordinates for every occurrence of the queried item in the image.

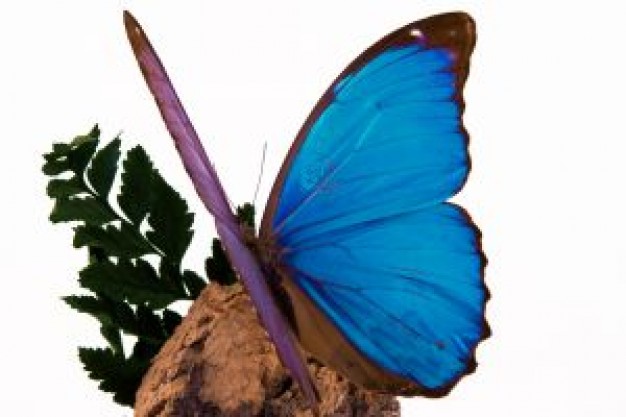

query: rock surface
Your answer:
[134,284,400,417]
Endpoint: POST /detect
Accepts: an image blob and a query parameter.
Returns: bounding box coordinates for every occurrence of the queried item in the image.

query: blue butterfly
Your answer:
[125,10,489,411]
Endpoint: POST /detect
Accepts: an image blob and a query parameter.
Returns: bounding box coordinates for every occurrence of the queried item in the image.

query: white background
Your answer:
[2,0,625,416]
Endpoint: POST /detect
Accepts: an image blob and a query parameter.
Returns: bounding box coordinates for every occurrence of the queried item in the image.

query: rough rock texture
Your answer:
[135,284,400,417]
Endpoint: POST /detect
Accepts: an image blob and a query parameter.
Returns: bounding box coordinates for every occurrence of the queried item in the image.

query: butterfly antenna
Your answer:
[252,141,267,206]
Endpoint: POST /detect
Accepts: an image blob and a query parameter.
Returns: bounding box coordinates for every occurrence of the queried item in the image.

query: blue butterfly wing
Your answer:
[261,12,488,395]
[285,203,486,391]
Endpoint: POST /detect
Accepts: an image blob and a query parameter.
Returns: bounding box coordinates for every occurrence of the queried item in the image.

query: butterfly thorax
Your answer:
[241,224,282,281]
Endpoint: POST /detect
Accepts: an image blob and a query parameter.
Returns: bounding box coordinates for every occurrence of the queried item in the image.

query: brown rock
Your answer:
[134,284,400,417]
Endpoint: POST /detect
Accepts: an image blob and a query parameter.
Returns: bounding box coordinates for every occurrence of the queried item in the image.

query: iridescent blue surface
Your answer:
[274,45,466,240]
[271,42,485,389]
[286,203,483,388]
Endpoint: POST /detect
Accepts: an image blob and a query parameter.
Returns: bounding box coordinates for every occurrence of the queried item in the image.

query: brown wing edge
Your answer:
[260,12,490,397]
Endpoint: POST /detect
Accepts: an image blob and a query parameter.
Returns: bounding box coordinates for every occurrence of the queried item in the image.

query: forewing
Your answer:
[262,13,474,241]
[124,12,319,409]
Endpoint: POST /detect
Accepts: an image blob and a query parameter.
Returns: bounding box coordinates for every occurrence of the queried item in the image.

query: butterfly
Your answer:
[124,10,489,413]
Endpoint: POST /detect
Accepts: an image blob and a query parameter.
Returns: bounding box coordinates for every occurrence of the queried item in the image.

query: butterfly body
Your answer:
[124,10,488,411]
